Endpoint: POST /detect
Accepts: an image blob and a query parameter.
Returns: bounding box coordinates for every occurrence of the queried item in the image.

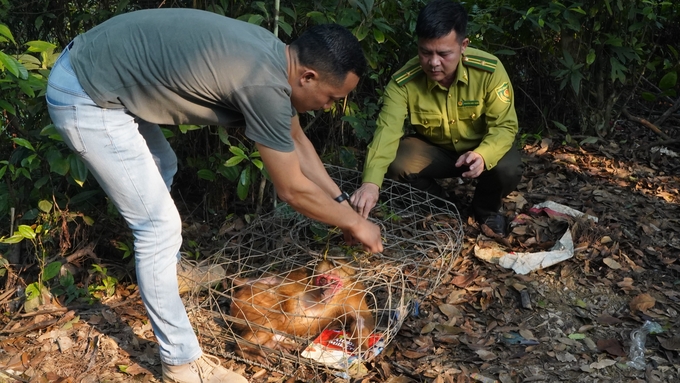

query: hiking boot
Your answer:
[177,259,226,294]
[162,354,248,383]
[476,212,507,237]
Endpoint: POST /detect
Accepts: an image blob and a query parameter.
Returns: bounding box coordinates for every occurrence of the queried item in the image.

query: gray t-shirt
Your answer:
[69,8,295,152]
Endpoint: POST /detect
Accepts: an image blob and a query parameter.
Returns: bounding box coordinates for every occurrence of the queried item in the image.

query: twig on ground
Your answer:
[654,96,680,127]
[622,108,671,140]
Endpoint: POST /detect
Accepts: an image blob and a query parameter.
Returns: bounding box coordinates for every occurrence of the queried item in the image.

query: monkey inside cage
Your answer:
[184,165,464,380]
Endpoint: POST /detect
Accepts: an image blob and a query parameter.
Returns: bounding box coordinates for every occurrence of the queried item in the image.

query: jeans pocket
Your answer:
[46,99,88,155]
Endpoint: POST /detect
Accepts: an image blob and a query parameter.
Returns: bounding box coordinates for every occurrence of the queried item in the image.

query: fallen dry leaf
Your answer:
[475,349,498,361]
[596,338,626,357]
[590,359,616,369]
[629,293,656,312]
[657,335,680,351]
[603,257,622,269]
[596,314,622,325]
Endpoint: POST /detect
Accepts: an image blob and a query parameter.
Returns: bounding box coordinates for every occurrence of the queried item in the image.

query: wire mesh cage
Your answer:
[186,165,464,380]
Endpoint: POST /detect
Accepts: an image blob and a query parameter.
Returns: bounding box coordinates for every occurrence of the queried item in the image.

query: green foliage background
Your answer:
[0,0,678,292]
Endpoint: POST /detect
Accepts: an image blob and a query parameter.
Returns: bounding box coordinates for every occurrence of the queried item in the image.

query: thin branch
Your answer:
[621,107,671,140]
[654,96,680,127]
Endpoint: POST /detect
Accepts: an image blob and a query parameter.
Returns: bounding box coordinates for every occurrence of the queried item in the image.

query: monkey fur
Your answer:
[229,260,375,361]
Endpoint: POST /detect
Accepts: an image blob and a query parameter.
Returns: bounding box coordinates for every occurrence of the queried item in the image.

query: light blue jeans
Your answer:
[46,46,201,365]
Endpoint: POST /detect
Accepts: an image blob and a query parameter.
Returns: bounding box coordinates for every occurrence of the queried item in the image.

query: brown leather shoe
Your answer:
[162,354,248,383]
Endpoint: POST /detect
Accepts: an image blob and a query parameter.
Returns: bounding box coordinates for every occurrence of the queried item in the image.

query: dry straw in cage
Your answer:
[186,165,464,380]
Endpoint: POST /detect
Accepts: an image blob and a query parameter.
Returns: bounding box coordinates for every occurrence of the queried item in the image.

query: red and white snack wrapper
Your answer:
[301,329,384,370]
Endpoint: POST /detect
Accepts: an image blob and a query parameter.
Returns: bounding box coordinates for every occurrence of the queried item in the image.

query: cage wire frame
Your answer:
[185,165,465,379]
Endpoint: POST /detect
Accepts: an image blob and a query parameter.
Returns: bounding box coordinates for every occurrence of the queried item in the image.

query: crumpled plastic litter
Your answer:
[627,320,664,370]
[474,201,597,274]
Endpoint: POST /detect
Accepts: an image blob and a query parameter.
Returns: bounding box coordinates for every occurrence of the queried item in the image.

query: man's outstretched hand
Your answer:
[350,182,380,219]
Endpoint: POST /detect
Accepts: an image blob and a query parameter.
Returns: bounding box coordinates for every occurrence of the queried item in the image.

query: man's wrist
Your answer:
[334,191,351,203]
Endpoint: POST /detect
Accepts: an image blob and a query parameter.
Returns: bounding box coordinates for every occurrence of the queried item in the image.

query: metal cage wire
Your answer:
[185,165,465,379]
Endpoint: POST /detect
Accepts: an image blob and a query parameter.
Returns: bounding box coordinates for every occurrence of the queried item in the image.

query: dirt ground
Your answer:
[0,122,679,383]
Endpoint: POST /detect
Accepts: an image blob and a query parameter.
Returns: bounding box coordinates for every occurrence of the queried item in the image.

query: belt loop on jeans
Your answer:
[66,41,74,50]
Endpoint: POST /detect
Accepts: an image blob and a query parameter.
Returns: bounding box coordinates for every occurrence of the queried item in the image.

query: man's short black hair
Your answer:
[416,0,468,42]
[290,23,366,85]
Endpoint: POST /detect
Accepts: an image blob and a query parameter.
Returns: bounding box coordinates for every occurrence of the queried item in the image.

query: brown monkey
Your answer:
[229,260,375,362]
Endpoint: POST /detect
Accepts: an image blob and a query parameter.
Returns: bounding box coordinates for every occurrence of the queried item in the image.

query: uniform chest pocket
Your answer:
[457,106,485,136]
[410,111,444,140]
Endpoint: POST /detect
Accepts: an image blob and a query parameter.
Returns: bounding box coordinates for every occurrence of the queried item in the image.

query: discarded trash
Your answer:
[301,329,384,375]
[501,331,539,346]
[474,201,597,274]
[627,320,664,370]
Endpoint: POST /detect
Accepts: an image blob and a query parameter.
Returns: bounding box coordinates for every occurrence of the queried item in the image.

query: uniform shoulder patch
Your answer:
[495,82,511,103]
[463,54,497,73]
[392,63,423,86]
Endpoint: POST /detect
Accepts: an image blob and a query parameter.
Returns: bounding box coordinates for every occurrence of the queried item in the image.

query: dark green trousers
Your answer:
[386,135,524,217]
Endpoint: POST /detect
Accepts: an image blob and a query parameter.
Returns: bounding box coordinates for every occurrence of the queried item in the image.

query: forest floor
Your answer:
[0,120,679,383]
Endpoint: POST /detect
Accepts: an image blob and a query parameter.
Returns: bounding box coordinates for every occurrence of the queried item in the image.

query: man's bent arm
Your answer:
[289,115,342,198]
[257,141,383,253]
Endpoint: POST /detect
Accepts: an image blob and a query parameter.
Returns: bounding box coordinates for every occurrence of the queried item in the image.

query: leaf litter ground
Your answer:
[0,126,678,383]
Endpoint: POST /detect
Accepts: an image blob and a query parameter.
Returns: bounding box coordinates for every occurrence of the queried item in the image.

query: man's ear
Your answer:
[301,69,318,84]
[461,37,470,53]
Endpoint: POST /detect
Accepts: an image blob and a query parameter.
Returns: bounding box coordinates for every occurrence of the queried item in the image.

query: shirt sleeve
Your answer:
[234,85,296,152]
[473,61,519,170]
[362,79,409,187]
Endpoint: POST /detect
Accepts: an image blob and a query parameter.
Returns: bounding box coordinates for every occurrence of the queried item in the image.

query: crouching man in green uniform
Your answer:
[351,0,523,236]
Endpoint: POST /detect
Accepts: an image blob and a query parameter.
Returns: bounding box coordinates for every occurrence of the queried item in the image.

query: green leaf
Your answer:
[25,282,42,300]
[240,166,252,186]
[609,57,627,83]
[70,190,100,206]
[217,126,229,145]
[25,40,56,53]
[247,14,264,25]
[38,200,53,213]
[658,71,677,90]
[236,175,249,200]
[49,156,69,176]
[18,224,36,240]
[197,169,216,181]
[354,24,369,41]
[12,138,35,151]
[161,127,174,138]
[0,100,16,115]
[228,146,246,158]
[43,261,62,281]
[586,50,596,65]
[218,165,239,181]
[0,52,22,78]
[568,333,586,340]
[277,20,293,37]
[178,124,202,134]
[552,120,569,132]
[225,156,244,167]
[68,154,88,187]
[579,136,599,145]
[640,92,656,101]
[373,28,385,44]
[252,159,264,170]
[0,24,16,44]
[1,234,24,244]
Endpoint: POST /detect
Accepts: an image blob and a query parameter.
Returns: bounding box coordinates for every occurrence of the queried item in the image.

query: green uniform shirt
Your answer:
[363,47,518,187]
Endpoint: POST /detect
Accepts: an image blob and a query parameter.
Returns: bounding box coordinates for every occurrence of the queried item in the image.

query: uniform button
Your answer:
[424,119,428,124]
[448,95,451,98]
[471,113,476,118]
[454,139,459,143]
[449,119,455,124]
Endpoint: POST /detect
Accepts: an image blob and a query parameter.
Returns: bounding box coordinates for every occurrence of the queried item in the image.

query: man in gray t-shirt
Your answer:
[46,8,382,383]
